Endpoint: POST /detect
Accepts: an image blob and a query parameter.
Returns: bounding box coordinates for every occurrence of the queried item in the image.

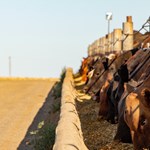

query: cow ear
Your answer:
[141,88,150,103]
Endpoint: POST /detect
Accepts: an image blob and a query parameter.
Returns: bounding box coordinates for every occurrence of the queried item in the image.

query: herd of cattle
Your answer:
[78,32,150,149]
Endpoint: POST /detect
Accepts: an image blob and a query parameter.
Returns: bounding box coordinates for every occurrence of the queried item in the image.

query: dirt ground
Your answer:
[74,76,134,150]
[0,78,57,150]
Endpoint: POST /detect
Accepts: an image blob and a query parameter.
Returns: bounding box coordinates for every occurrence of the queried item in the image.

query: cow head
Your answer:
[99,80,110,118]
[118,64,129,82]
[124,87,150,150]
[83,58,106,93]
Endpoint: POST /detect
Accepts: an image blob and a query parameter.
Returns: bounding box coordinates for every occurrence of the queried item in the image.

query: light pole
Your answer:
[106,12,113,35]
[106,12,113,53]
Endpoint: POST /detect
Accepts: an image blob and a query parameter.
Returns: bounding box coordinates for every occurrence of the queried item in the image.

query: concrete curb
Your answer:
[53,68,88,150]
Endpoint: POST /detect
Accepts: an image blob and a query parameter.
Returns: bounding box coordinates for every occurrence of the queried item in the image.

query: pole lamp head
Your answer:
[106,12,113,21]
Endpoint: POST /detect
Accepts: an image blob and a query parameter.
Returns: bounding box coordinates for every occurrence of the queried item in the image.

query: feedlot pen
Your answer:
[75,79,134,150]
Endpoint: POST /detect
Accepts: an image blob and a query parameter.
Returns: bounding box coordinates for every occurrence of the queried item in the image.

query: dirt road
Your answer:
[0,78,56,150]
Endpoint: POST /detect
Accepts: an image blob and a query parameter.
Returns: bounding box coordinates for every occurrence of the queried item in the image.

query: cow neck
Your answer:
[92,49,140,94]
[86,49,139,94]
[86,57,117,93]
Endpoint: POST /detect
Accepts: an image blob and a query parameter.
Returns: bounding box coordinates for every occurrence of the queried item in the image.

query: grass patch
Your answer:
[53,67,66,98]
[32,121,56,150]
[32,68,66,150]
[52,101,61,113]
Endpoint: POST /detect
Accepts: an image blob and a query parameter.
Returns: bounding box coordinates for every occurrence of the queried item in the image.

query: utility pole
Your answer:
[9,56,11,77]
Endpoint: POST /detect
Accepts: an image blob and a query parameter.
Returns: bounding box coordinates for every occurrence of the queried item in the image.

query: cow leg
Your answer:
[106,82,116,124]
[114,111,132,143]
[107,99,116,124]
[114,98,132,143]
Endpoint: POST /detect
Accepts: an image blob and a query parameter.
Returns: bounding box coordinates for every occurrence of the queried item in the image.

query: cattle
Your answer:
[114,58,150,149]
[124,75,150,149]
[86,54,117,96]
[93,48,139,123]
[79,56,95,83]
[77,30,150,148]
[83,56,108,94]
[82,49,138,123]
[98,75,111,119]
[106,49,150,124]
[87,48,139,97]
[86,54,116,94]
[106,75,121,123]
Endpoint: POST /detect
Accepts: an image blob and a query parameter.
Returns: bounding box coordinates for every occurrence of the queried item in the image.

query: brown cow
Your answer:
[114,49,150,140]
[114,60,150,148]
[88,48,139,98]
[98,75,111,119]
[124,75,150,149]
[83,56,108,93]
[79,57,94,83]
[111,49,150,124]
[97,49,139,123]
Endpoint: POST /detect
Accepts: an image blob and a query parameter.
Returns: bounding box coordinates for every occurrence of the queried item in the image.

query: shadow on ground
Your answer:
[17,82,60,150]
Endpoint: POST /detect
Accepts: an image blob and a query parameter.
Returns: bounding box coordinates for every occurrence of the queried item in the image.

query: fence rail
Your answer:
[88,16,150,56]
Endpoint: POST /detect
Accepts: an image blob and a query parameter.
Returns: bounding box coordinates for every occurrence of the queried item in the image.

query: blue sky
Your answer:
[0,0,149,77]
